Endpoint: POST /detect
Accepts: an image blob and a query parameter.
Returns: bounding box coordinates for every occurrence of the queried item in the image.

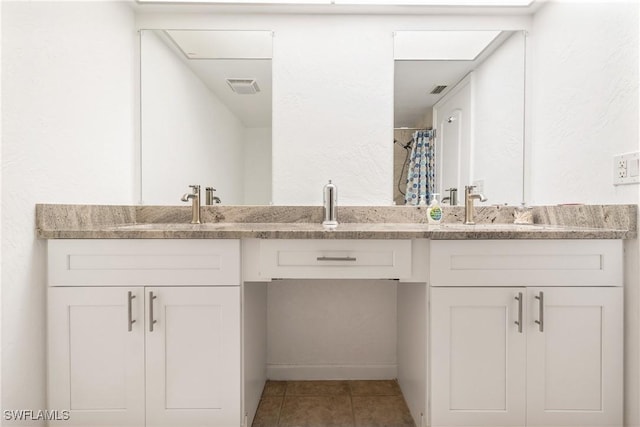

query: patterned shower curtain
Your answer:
[404,129,435,205]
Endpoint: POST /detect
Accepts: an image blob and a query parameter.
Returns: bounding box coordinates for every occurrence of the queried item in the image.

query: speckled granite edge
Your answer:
[532,204,637,230]
[35,204,137,230]
[35,203,637,239]
[38,226,633,240]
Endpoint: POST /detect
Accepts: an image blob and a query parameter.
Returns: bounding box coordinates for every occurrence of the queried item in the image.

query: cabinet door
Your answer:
[526,287,623,427]
[145,287,241,427]
[431,287,526,427]
[48,287,145,427]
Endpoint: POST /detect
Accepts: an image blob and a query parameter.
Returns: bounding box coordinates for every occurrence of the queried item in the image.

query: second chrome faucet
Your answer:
[181,185,201,224]
[464,185,487,225]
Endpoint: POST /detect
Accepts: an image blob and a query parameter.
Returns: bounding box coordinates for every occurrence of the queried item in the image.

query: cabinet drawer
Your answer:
[430,239,622,286]
[48,239,240,286]
[259,239,412,279]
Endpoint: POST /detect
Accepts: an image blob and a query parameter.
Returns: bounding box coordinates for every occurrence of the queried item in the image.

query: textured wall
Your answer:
[0,0,3,412]
[244,127,272,205]
[271,19,394,205]
[473,31,525,206]
[2,2,136,422]
[267,280,398,379]
[529,1,639,205]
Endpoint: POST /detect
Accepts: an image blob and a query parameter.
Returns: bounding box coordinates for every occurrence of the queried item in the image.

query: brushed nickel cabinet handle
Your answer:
[127,291,136,332]
[534,291,544,332]
[316,256,357,262]
[514,292,523,333]
[149,291,158,332]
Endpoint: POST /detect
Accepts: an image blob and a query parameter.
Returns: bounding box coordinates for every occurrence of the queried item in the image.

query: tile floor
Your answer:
[252,380,416,427]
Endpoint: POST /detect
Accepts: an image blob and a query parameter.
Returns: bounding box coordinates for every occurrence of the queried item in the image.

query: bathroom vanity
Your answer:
[37,204,635,427]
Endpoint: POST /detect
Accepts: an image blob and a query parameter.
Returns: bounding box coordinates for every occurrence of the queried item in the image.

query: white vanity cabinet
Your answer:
[430,287,527,426]
[47,240,241,427]
[429,240,623,427]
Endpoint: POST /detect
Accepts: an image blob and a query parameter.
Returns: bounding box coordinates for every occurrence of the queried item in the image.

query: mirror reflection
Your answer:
[394,30,525,206]
[140,29,273,205]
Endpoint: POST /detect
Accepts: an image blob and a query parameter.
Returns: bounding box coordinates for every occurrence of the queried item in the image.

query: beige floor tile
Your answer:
[263,380,287,397]
[279,395,354,427]
[253,396,284,427]
[352,395,415,427]
[349,380,401,396]
[286,380,350,396]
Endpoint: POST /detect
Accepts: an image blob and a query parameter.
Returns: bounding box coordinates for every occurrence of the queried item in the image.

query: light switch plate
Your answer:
[614,152,640,185]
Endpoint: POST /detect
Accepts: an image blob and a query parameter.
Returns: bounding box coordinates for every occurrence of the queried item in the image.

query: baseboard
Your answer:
[266,364,398,380]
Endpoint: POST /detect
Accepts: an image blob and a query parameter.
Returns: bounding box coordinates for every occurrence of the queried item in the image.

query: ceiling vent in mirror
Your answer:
[430,85,448,95]
[226,78,260,94]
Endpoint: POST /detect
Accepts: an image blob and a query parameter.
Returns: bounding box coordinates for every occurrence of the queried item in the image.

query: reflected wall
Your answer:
[140,30,272,205]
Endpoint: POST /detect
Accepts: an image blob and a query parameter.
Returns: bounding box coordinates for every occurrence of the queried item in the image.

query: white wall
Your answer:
[434,77,472,201]
[244,127,272,205]
[272,19,393,205]
[1,2,136,423]
[529,1,639,206]
[141,30,246,205]
[473,31,525,205]
[266,280,398,379]
[0,0,4,412]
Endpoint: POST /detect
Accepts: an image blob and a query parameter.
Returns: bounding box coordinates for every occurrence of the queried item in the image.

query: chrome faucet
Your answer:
[464,185,487,225]
[181,185,201,224]
[442,188,458,206]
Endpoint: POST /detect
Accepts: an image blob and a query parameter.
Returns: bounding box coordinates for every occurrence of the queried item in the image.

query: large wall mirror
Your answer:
[141,28,525,207]
[140,29,273,205]
[394,30,526,206]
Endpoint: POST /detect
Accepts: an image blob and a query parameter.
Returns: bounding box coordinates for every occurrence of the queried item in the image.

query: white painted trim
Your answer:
[242,282,267,427]
[397,282,428,426]
[266,364,397,380]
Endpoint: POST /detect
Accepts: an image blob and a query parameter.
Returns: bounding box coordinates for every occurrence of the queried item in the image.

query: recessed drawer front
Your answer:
[259,239,412,279]
[48,239,240,286]
[430,239,622,287]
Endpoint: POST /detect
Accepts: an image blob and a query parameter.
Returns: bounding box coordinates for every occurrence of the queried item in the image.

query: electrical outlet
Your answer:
[619,167,628,178]
[614,152,640,185]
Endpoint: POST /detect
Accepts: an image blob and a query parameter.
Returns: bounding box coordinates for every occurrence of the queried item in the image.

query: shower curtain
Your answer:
[404,129,435,205]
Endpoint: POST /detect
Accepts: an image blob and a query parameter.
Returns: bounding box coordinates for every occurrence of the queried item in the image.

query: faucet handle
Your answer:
[188,184,200,194]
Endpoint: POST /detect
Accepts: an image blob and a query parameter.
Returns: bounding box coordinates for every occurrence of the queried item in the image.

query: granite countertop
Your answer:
[35,204,637,240]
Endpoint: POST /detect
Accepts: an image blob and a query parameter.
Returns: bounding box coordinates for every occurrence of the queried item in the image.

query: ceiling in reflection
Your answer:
[160,30,272,127]
[394,30,511,128]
